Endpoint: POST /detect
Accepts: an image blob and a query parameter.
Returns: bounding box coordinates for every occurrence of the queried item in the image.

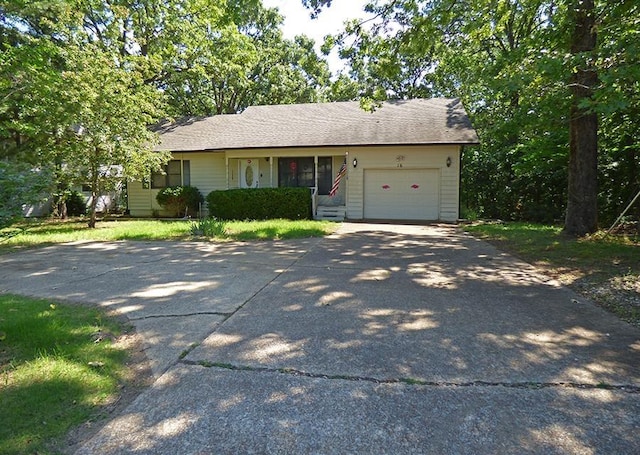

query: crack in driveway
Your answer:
[129,312,234,321]
[180,359,640,393]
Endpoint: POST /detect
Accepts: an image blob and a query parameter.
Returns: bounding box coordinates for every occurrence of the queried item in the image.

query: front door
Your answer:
[240,159,259,188]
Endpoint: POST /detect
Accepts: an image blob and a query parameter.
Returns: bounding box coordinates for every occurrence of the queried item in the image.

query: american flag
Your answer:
[329,161,347,197]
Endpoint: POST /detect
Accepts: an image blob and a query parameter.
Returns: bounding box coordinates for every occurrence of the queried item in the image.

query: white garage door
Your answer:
[364,169,440,220]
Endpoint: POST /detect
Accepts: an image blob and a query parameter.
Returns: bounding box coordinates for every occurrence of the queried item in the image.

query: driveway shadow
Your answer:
[187,225,640,387]
[2,225,639,454]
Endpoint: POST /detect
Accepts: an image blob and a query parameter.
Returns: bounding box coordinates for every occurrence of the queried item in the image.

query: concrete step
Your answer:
[315,206,346,221]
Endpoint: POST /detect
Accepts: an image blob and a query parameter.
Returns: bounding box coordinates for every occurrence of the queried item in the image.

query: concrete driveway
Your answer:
[1,223,638,454]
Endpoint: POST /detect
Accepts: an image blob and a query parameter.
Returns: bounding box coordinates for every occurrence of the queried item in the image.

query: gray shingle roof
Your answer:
[154,98,479,152]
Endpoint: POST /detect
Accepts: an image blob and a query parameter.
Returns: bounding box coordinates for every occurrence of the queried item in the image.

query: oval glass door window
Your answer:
[245,165,254,187]
[240,160,259,188]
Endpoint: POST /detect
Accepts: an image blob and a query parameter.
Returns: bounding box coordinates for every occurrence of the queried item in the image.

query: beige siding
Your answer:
[440,149,460,222]
[127,181,156,217]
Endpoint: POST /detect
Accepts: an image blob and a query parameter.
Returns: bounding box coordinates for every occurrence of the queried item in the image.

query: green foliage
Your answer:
[59,44,169,227]
[0,295,129,454]
[206,187,312,221]
[190,217,228,238]
[0,162,51,228]
[64,190,87,217]
[156,185,204,218]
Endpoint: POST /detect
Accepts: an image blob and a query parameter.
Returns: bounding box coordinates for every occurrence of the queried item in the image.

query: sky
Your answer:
[262,0,371,75]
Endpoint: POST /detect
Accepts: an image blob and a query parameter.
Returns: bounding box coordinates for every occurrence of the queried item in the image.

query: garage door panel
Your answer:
[364,169,439,220]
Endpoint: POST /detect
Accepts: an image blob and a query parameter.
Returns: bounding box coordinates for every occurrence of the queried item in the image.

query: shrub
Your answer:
[191,217,227,237]
[52,190,86,217]
[156,186,204,217]
[66,191,87,216]
[206,187,312,221]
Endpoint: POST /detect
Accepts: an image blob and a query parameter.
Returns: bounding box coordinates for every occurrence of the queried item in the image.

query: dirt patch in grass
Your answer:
[571,273,640,328]
[464,222,640,328]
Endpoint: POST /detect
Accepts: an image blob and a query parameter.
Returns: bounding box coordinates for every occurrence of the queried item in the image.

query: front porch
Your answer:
[227,152,348,221]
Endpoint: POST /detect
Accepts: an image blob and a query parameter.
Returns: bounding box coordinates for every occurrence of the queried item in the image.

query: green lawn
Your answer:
[464,222,640,325]
[0,218,339,254]
[224,219,335,240]
[0,295,132,455]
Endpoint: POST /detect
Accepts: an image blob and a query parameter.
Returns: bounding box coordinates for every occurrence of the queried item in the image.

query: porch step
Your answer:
[315,206,346,221]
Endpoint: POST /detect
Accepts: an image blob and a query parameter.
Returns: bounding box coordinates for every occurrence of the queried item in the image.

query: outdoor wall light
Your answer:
[352,157,358,168]
[446,156,452,167]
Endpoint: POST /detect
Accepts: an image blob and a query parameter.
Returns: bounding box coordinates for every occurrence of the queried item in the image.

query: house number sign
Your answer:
[396,154,405,168]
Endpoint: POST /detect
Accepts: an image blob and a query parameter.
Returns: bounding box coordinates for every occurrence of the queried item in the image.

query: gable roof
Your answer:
[154,98,479,152]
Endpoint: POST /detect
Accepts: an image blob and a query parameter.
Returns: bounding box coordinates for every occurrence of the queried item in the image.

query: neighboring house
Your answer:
[128,98,479,222]
[23,165,124,218]
[22,189,120,218]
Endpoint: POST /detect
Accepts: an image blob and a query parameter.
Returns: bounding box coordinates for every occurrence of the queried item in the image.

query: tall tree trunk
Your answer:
[564,0,598,236]
[87,160,99,229]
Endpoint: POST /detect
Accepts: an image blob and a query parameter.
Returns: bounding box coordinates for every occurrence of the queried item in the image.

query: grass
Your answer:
[224,219,336,240]
[464,221,640,325]
[0,217,339,253]
[0,295,131,455]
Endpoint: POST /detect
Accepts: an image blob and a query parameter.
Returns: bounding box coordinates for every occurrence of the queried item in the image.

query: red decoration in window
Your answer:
[289,161,297,171]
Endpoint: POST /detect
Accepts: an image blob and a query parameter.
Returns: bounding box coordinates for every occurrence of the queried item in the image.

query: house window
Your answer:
[152,160,190,188]
[278,158,314,188]
[277,157,334,193]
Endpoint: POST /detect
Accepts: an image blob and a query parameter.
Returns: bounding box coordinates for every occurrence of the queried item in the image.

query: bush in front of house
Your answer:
[206,187,312,220]
[156,185,204,217]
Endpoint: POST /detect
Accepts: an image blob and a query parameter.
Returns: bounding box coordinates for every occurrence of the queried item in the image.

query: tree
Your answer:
[0,36,71,219]
[0,32,170,228]
[59,46,170,228]
[564,0,598,236]
[158,2,331,115]
[60,0,331,116]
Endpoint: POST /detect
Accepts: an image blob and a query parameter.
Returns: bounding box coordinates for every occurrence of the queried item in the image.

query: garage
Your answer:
[363,169,440,220]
